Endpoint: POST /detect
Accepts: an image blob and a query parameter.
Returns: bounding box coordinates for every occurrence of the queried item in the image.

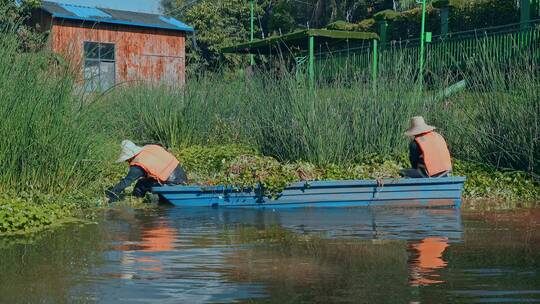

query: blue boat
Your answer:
[152,176,466,209]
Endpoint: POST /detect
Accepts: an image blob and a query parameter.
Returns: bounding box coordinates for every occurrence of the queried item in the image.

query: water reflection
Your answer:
[408,237,449,286]
[85,207,466,303]
[200,207,464,242]
[114,220,179,277]
[208,208,461,303]
[94,208,267,303]
[0,223,106,303]
[139,222,178,252]
[1,206,539,303]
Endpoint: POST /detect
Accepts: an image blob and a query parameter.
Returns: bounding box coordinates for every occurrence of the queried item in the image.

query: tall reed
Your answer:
[433,55,539,172]
[100,76,251,148]
[0,33,103,195]
[243,71,423,164]
[104,55,538,173]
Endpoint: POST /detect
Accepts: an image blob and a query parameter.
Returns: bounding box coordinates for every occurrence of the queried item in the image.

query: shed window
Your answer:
[83,42,115,91]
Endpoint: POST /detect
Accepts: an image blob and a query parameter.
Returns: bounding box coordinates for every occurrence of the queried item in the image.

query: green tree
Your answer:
[162,0,384,72]
[163,0,519,73]
[449,0,518,32]
[164,0,257,73]
[1,0,44,51]
[265,0,296,35]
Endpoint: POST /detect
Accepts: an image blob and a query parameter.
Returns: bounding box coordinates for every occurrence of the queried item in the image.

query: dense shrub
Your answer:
[372,0,519,42]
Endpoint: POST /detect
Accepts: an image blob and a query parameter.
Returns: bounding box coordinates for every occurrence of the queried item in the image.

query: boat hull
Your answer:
[152,177,466,209]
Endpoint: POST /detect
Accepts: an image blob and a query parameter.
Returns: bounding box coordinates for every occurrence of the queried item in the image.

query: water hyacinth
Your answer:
[0,198,74,235]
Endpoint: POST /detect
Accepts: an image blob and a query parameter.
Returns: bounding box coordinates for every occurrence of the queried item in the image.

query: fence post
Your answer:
[419,0,427,91]
[440,6,449,36]
[250,0,255,66]
[379,21,388,49]
[309,35,315,89]
[520,0,531,30]
[372,39,378,90]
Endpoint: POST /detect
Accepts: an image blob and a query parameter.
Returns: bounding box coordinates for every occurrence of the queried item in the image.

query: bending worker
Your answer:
[106,140,187,203]
[400,116,452,178]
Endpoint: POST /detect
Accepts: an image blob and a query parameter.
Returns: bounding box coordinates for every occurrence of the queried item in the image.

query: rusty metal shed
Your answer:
[33,1,194,90]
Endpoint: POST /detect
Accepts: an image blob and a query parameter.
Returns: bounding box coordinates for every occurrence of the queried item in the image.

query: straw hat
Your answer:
[404,116,436,136]
[115,140,143,163]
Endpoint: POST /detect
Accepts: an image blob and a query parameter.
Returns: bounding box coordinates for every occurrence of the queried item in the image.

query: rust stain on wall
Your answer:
[50,19,186,86]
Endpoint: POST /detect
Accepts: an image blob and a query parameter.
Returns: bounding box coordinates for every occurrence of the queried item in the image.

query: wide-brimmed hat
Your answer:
[115,140,143,163]
[404,116,436,136]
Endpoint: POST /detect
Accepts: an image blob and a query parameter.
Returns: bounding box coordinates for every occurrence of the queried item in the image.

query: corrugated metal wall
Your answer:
[50,19,186,86]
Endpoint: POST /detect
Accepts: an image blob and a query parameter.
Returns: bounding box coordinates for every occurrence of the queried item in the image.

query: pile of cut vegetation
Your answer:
[174,145,539,204]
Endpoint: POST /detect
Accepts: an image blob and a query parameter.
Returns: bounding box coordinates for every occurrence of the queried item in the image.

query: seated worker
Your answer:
[106,140,188,203]
[400,116,452,178]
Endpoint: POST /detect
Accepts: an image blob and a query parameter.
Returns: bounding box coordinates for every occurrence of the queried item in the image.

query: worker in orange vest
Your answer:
[400,116,452,178]
[106,140,187,203]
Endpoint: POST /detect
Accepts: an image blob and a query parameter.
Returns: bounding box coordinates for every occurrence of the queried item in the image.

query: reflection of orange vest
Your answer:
[409,237,449,286]
[140,225,178,252]
[414,237,449,269]
[129,145,179,183]
[415,131,452,177]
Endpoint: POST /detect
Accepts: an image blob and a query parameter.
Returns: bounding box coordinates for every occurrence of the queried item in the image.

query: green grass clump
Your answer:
[218,155,299,197]
[434,59,539,173]
[100,79,249,148]
[0,31,116,235]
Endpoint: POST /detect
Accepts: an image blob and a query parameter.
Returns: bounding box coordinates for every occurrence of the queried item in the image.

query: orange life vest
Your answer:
[415,131,452,177]
[129,145,179,183]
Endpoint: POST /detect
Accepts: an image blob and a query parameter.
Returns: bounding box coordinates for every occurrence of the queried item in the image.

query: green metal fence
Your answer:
[426,23,540,74]
[315,19,540,84]
[314,42,372,82]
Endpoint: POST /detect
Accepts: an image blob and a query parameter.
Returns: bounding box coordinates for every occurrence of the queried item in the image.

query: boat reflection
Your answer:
[200,207,464,242]
[204,207,461,289]
[105,206,462,300]
[169,206,462,289]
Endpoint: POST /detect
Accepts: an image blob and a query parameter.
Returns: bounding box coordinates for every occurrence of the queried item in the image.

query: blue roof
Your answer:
[41,1,194,32]
[59,4,112,19]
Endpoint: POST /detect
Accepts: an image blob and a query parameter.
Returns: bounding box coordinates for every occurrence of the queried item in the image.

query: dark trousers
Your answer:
[400,168,429,178]
[132,166,188,198]
[400,168,451,178]
[132,178,159,198]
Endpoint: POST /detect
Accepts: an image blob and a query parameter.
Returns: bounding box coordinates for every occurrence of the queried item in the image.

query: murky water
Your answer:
[1,206,539,304]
